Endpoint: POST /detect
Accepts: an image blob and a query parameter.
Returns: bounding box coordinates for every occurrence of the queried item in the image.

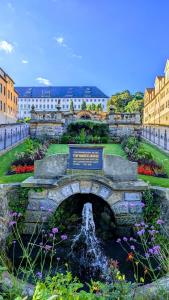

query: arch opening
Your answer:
[48,193,116,241]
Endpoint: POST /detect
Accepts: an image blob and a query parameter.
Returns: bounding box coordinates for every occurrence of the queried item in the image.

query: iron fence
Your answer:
[0,123,30,152]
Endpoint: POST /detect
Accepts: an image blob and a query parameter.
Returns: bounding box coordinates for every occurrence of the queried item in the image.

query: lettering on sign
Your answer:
[68,146,103,170]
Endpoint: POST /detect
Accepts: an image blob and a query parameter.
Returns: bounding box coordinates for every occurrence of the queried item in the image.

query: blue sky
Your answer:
[0,0,169,96]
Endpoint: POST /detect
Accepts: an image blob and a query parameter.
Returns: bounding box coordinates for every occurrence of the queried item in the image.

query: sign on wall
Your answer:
[68,145,103,170]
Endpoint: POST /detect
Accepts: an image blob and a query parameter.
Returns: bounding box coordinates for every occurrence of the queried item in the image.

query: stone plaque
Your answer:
[68,146,103,170]
[124,192,141,201]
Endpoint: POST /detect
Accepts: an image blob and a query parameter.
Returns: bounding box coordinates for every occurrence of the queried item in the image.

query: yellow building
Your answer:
[0,67,18,124]
[144,60,169,126]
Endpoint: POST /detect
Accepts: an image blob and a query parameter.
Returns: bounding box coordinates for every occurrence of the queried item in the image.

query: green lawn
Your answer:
[0,142,32,183]
[47,144,126,157]
[1,140,169,188]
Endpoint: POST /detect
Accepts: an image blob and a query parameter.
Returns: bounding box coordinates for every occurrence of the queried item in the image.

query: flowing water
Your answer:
[70,202,110,281]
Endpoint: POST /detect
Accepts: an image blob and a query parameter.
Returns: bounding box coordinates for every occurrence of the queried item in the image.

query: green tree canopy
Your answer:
[107,90,144,113]
[69,99,74,112]
[125,98,143,113]
[81,100,87,110]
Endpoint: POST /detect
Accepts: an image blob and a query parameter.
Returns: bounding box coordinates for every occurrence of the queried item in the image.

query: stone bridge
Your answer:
[21,152,148,235]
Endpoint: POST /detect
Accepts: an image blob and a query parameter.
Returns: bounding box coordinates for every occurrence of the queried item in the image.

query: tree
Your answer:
[70,99,74,112]
[81,100,87,110]
[107,90,132,113]
[91,103,96,111]
[107,90,144,113]
[125,99,143,113]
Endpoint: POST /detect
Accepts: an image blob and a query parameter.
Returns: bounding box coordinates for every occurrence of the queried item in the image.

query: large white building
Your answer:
[15,86,109,119]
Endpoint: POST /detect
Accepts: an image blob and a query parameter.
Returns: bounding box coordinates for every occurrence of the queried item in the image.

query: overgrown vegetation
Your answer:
[61,121,110,144]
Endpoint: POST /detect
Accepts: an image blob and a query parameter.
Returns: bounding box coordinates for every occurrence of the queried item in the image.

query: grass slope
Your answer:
[47,144,126,157]
[0,141,31,183]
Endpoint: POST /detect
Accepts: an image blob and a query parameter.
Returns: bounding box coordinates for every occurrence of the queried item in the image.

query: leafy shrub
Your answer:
[61,121,109,144]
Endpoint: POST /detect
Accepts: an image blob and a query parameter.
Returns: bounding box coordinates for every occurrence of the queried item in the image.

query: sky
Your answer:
[0,0,169,97]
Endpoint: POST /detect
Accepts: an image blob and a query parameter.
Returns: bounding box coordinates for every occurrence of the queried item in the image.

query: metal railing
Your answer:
[0,123,30,152]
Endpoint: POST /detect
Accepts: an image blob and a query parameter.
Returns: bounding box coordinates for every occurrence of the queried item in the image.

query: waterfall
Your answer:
[70,202,109,280]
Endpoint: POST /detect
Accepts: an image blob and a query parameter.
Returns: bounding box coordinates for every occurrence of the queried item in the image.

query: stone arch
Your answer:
[76,110,93,120]
[25,176,143,234]
[46,179,121,214]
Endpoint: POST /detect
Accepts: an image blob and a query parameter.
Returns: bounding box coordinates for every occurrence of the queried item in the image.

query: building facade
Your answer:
[15,86,109,119]
[142,60,169,151]
[0,68,18,124]
[143,60,169,126]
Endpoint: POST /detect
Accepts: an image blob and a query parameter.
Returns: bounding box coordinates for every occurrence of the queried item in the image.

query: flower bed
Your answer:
[7,138,49,175]
[11,165,34,174]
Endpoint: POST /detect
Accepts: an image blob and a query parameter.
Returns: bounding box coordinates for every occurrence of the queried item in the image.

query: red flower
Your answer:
[126,252,134,261]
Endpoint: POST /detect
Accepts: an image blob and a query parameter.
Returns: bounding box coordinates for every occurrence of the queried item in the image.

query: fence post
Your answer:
[11,128,12,146]
[4,129,6,149]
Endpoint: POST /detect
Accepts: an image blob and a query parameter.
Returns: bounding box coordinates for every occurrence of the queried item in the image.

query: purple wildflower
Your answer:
[61,234,68,240]
[141,202,145,208]
[145,253,150,258]
[36,272,42,279]
[137,229,145,236]
[116,238,121,243]
[9,221,16,227]
[13,240,16,244]
[156,219,164,225]
[123,237,128,242]
[49,233,53,238]
[134,223,140,227]
[153,245,161,255]
[44,245,52,251]
[57,257,60,261]
[52,227,59,234]
[130,245,135,250]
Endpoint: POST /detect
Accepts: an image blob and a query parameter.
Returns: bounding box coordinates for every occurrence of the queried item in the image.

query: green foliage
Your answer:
[61,121,109,144]
[70,99,74,112]
[143,190,160,226]
[32,272,132,300]
[107,90,144,113]
[125,99,143,114]
[81,100,87,110]
[121,136,140,161]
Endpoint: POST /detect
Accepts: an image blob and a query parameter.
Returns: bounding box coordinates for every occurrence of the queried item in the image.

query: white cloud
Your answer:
[21,59,29,64]
[54,36,67,47]
[36,77,51,86]
[7,2,14,11]
[72,54,82,59]
[0,40,14,53]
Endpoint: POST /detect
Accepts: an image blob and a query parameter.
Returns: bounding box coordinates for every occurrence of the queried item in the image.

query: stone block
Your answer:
[71,182,80,194]
[80,181,92,194]
[112,201,129,214]
[27,199,40,211]
[103,155,137,181]
[98,186,111,200]
[107,192,122,205]
[60,185,72,198]
[34,154,68,179]
[128,201,143,213]
[91,183,101,195]
[39,199,58,211]
[25,210,52,223]
[124,192,141,201]
[47,190,64,203]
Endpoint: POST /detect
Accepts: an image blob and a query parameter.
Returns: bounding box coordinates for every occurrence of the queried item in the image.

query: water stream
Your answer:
[70,202,110,281]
